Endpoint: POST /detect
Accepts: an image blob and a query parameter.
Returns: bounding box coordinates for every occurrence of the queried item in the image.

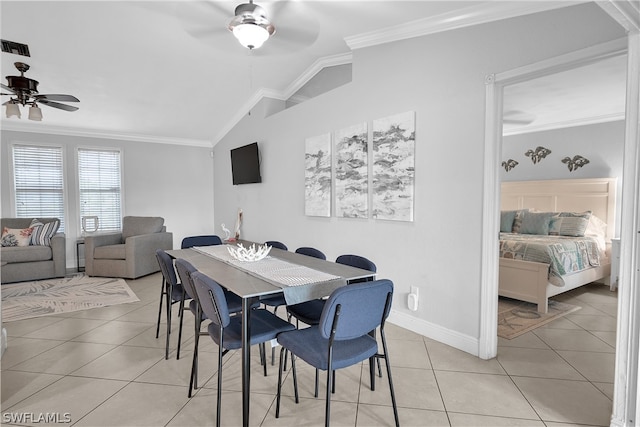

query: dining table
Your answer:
[167,241,376,427]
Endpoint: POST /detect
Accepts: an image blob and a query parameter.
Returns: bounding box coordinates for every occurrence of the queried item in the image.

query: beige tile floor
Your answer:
[1,275,616,426]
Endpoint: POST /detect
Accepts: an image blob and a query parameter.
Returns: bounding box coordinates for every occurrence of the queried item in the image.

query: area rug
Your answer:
[1,275,139,322]
[498,297,581,339]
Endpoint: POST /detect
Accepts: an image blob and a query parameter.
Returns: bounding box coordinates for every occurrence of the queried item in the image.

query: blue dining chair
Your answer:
[275,279,399,427]
[265,240,288,251]
[191,270,296,427]
[181,235,223,249]
[262,246,328,365]
[286,253,378,395]
[295,246,327,260]
[155,249,190,360]
[175,258,257,395]
[287,254,376,326]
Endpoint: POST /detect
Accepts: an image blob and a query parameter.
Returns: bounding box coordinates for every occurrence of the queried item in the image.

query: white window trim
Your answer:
[75,146,125,235]
[9,141,67,230]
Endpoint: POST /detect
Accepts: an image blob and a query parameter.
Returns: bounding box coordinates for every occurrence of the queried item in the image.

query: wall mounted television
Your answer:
[230,142,262,185]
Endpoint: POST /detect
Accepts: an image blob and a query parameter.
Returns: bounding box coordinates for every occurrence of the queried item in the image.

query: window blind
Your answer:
[78,148,122,232]
[12,144,65,232]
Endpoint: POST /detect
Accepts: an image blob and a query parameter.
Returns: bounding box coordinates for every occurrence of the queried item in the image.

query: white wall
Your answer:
[1,131,215,267]
[212,3,626,354]
[502,121,625,235]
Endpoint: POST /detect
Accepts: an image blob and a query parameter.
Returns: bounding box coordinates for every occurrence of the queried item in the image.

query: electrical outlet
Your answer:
[410,286,419,298]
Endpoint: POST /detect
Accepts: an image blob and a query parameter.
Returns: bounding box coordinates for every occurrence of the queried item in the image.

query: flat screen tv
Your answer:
[230,142,262,185]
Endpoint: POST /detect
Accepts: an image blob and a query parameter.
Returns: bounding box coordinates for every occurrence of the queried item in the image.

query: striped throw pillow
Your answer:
[30,219,60,246]
[549,211,592,237]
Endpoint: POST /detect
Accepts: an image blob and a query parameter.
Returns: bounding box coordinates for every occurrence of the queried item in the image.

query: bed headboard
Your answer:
[501,178,617,240]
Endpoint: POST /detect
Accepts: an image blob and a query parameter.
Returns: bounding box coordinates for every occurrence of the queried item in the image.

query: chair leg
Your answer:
[176,293,186,360]
[216,335,224,427]
[165,293,172,360]
[325,361,332,427]
[260,343,268,377]
[291,352,299,403]
[188,316,201,398]
[155,279,166,339]
[276,346,286,418]
[380,330,400,427]
[314,369,319,398]
[370,356,376,391]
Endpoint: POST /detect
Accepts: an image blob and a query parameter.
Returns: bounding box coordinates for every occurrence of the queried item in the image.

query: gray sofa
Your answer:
[1,217,66,284]
[84,216,173,279]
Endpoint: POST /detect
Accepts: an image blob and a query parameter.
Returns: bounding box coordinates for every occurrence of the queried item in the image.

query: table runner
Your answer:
[192,245,347,304]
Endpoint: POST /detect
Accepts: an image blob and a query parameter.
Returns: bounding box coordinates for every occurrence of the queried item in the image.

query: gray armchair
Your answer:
[84,216,173,279]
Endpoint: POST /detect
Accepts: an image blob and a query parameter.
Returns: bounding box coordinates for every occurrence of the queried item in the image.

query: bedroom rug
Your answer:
[1,275,139,322]
[498,297,581,339]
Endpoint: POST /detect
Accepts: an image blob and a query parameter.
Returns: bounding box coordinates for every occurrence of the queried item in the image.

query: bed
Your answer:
[499,178,617,313]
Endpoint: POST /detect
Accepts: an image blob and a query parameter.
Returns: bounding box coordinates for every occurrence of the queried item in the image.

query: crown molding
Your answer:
[281,52,353,100]
[345,1,587,50]
[213,52,353,145]
[597,0,640,32]
[0,120,213,147]
[503,112,625,136]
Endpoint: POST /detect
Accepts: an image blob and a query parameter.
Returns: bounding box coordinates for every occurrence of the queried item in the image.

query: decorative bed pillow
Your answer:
[1,227,33,247]
[585,214,607,251]
[29,218,60,246]
[511,209,529,233]
[519,211,555,235]
[500,210,518,233]
[549,211,592,237]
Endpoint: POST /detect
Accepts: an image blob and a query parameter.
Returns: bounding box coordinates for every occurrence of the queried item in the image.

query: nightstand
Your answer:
[610,238,620,291]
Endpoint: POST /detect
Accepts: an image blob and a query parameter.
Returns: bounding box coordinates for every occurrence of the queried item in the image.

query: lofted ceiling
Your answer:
[0,1,628,146]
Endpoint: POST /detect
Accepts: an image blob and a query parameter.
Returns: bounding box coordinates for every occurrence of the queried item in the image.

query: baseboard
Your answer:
[388,309,480,357]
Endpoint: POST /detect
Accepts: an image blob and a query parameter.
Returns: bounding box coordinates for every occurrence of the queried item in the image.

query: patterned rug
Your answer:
[498,297,581,339]
[1,275,139,322]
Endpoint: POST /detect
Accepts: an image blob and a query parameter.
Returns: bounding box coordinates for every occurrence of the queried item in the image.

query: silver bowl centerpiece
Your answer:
[227,243,271,262]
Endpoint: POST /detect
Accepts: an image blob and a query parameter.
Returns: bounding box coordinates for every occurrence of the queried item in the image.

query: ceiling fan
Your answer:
[170,0,318,55]
[503,110,536,126]
[228,0,276,50]
[1,61,79,121]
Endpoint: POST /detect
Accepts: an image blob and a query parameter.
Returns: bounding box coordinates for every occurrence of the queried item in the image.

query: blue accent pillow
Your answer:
[519,211,555,235]
[500,210,517,233]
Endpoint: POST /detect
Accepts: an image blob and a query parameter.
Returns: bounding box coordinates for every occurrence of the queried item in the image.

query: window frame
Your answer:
[9,142,67,232]
[75,146,124,235]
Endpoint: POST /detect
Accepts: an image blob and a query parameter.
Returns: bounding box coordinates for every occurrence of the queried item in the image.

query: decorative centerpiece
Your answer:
[227,243,271,262]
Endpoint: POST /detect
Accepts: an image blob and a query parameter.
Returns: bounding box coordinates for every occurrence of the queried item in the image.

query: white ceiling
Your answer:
[0,1,628,146]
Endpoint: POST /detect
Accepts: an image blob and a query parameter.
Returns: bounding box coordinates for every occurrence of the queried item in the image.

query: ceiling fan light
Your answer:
[232,23,270,49]
[6,102,20,119]
[28,104,42,121]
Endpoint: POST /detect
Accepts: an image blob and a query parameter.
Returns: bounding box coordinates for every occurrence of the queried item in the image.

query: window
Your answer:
[78,148,122,232]
[12,144,65,231]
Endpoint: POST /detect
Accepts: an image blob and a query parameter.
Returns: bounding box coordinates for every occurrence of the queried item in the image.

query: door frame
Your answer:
[479,10,640,426]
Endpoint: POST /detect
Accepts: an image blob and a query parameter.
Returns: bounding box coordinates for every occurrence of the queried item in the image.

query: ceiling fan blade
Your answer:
[503,110,535,125]
[38,99,79,112]
[1,83,16,94]
[34,94,80,102]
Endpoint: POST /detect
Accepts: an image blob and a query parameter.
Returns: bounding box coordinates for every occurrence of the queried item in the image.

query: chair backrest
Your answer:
[295,247,326,260]
[192,271,231,328]
[319,279,393,340]
[265,241,288,251]
[335,254,377,273]
[175,258,198,299]
[181,235,223,249]
[123,216,165,241]
[156,249,178,287]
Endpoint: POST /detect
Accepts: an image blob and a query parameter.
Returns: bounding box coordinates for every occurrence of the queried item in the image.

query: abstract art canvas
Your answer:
[304,133,332,217]
[334,123,368,218]
[372,111,415,221]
